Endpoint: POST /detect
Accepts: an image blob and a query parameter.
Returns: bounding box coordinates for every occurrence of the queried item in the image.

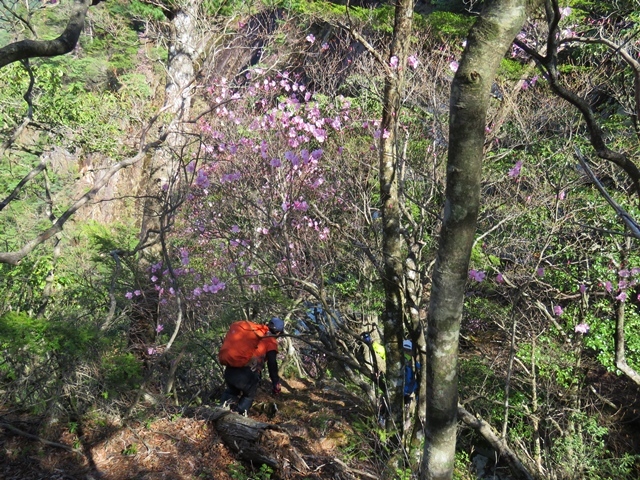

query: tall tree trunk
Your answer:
[130,2,203,373]
[379,0,414,440]
[421,1,530,479]
[138,4,200,252]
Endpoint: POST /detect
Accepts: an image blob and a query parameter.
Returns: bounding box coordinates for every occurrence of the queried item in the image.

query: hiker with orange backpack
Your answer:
[218,317,284,415]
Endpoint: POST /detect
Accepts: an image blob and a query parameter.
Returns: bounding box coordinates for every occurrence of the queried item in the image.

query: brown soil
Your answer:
[0,378,379,480]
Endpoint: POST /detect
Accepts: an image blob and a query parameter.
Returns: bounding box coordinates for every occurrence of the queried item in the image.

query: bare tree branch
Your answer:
[615,289,640,386]
[458,405,536,480]
[513,0,640,194]
[0,150,147,265]
[563,34,640,122]
[0,158,46,212]
[574,148,640,238]
[0,421,82,454]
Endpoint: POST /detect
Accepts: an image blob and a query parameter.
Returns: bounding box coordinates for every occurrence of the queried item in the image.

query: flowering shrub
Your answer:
[149,69,387,329]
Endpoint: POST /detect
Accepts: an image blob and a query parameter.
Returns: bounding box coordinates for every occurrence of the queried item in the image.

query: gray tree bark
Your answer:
[378,0,415,440]
[421,1,531,479]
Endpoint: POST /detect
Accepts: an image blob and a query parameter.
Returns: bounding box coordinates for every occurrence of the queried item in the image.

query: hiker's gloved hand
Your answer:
[272,381,281,396]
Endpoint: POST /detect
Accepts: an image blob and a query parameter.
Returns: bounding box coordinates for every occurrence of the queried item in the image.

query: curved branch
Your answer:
[513,0,640,195]
[0,421,82,454]
[564,35,640,124]
[615,297,640,386]
[0,0,102,69]
[458,405,535,480]
[0,159,46,212]
[0,151,147,265]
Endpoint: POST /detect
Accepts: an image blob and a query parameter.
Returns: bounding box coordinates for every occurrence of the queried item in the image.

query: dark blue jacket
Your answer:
[404,360,420,396]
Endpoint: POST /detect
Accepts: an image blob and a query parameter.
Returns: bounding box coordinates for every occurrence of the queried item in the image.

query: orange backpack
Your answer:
[218,321,271,368]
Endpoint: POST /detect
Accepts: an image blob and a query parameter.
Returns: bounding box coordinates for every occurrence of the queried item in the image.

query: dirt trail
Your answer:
[0,378,377,480]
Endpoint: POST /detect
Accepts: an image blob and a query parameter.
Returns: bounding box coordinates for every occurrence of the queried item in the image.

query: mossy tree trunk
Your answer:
[379,0,414,443]
[420,1,533,479]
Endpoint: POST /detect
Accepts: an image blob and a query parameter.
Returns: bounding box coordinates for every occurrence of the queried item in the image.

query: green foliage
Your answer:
[20,63,128,155]
[583,298,640,374]
[425,11,475,39]
[499,58,527,81]
[118,73,155,100]
[101,352,143,394]
[228,461,274,480]
[0,256,52,314]
[453,450,473,480]
[0,312,49,352]
[395,467,412,480]
[79,220,140,256]
[0,311,97,355]
[201,0,249,16]
[570,0,637,16]
[121,443,138,456]
[0,311,98,384]
[129,0,167,22]
[0,63,33,128]
[550,412,638,479]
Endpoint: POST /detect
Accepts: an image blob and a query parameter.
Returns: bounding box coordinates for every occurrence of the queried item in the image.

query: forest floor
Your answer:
[3,365,640,480]
[0,377,383,480]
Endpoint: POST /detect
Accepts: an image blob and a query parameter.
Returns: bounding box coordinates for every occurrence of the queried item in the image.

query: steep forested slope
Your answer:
[2,1,640,479]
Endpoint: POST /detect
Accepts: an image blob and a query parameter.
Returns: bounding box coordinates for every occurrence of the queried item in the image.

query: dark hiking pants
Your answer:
[220,366,259,414]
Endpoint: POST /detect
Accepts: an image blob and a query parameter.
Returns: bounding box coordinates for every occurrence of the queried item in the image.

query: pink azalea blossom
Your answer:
[125,292,133,299]
[407,55,419,69]
[605,281,613,293]
[579,284,586,294]
[293,200,309,211]
[449,61,459,72]
[147,347,157,355]
[616,291,627,302]
[389,56,399,69]
[156,324,164,333]
[195,170,210,188]
[574,323,589,334]
[553,305,563,316]
[559,7,572,19]
[508,160,523,179]
[306,34,315,43]
[468,269,486,282]
[496,273,504,283]
[536,267,544,277]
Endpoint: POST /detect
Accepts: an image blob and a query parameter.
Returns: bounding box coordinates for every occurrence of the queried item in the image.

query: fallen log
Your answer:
[179,405,309,475]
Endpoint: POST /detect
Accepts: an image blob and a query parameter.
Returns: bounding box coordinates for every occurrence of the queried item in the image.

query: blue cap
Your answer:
[268,317,284,333]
